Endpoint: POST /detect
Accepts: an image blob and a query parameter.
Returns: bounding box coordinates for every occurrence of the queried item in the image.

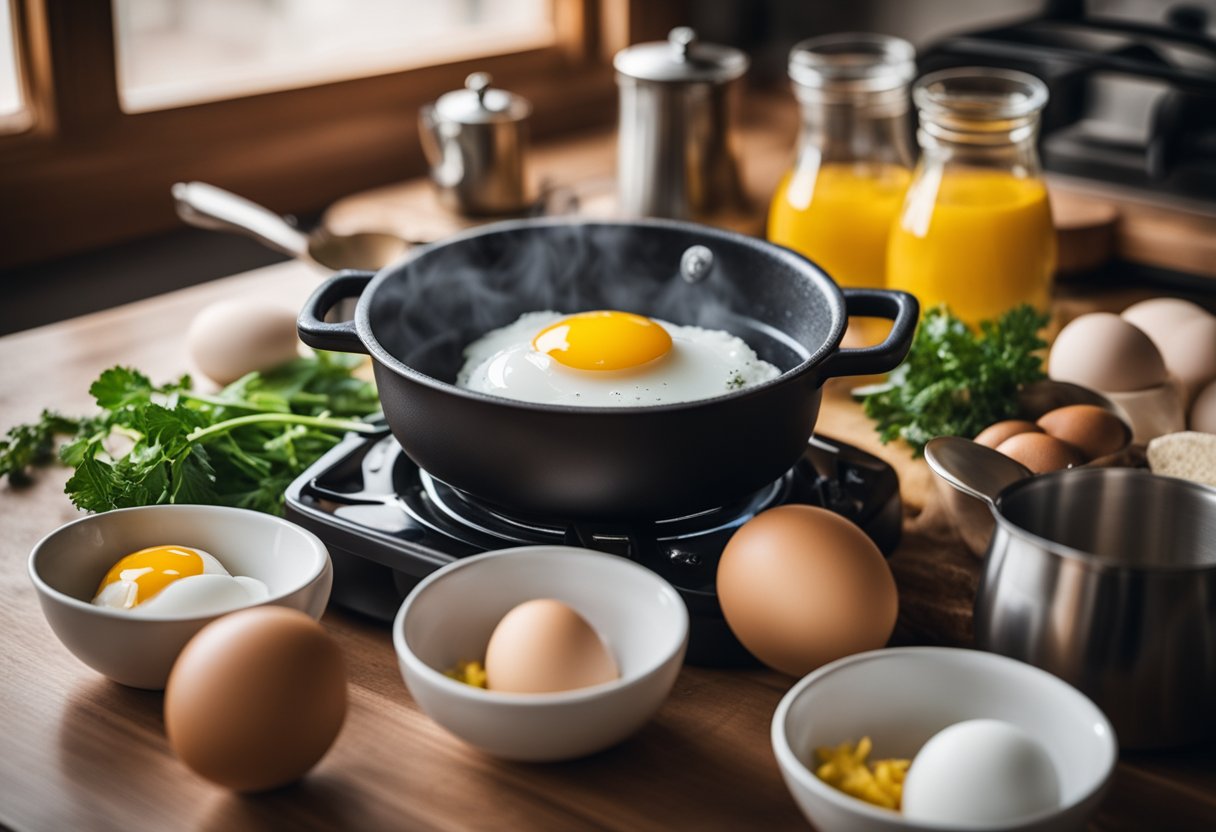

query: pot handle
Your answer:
[924,436,1031,509]
[297,270,374,354]
[819,289,919,380]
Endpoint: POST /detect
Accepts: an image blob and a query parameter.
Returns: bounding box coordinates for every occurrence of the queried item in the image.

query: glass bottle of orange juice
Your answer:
[887,68,1056,326]
[768,34,916,292]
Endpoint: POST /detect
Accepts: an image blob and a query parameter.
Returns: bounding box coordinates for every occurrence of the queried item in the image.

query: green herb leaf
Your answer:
[0,410,80,483]
[859,305,1049,456]
[1,352,381,514]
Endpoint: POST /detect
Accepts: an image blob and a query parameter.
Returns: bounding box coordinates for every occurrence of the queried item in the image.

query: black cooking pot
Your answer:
[298,219,916,520]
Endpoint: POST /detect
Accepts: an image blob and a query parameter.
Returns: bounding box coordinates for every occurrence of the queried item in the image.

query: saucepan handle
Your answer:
[819,288,919,380]
[297,270,374,354]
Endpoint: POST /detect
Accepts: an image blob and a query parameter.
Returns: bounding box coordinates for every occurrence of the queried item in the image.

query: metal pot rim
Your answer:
[991,467,1216,573]
[351,216,849,416]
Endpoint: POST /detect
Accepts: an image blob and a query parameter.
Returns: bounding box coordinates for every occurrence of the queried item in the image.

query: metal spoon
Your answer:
[172,181,414,271]
[924,436,1032,508]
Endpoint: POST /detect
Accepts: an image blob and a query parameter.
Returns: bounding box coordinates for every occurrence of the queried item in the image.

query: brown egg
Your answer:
[974,420,1042,449]
[1036,405,1129,461]
[995,432,1084,474]
[484,599,619,694]
[716,505,897,677]
[165,607,346,793]
[1048,313,1167,392]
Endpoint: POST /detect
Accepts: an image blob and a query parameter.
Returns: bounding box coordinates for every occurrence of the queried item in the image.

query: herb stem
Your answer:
[186,413,377,443]
[179,391,266,409]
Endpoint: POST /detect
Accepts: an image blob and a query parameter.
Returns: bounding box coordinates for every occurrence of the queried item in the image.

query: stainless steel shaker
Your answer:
[419,72,531,216]
[614,27,749,220]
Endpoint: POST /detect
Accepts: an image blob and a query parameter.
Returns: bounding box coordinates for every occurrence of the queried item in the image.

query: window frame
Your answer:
[0,0,679,270]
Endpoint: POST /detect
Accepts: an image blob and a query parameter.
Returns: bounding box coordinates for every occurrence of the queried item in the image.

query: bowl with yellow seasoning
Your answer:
[771,647,1115,832]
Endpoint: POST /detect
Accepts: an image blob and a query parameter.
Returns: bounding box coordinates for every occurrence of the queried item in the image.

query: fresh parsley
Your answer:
[0,352,381,514]
[859,305,1049,456]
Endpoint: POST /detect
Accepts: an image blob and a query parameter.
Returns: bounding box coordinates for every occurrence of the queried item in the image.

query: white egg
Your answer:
[455,311,781,407]
[902,719,1061,825]
[188,300,302,386]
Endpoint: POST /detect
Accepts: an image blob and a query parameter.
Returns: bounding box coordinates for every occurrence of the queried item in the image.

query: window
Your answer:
[114,0,554,112]
[0,0,27,132]
[0,1,675,270]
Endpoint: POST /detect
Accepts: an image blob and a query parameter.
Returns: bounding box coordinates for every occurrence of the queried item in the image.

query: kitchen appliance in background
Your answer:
[419,72,533,216]
[918,0,1216,207]
[285,429,901,667]
[614,28,750,222]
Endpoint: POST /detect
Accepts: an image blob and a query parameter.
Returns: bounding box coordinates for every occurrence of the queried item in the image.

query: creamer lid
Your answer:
[433,72,531,124]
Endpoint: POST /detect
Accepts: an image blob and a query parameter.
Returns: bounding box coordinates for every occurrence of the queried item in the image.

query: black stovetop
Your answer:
[285,429,901,666]
[921,2,1216,205]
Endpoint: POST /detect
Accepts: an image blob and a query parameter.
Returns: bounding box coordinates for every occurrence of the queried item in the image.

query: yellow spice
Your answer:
[444,660,488,689]
[814,736,910,810]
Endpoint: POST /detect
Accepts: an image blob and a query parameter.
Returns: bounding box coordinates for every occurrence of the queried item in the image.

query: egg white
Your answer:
[456,311,781,407]
[132,574,269,617]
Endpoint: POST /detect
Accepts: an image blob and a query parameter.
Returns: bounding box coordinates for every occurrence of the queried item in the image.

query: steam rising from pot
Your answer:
[366,221,823,383]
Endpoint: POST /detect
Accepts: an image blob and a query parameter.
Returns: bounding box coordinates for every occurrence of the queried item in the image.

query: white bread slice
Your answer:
[1147,431,1216,487]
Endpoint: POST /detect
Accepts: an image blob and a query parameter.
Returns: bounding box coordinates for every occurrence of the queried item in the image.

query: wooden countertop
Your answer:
[2,125,1215,830]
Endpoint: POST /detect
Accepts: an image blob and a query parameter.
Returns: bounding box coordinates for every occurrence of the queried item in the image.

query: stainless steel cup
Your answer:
[419,72,531,216]
[613,27,749,220]
[927,437,1216,749]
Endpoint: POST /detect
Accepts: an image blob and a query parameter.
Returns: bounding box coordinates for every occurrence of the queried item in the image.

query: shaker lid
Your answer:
[614,27,748,84]
[433,72,532,124]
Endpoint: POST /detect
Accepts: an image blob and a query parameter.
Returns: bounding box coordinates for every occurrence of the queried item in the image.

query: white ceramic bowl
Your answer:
[393,546,688,762]
[772,647,1116,832]
[29,504,332,690]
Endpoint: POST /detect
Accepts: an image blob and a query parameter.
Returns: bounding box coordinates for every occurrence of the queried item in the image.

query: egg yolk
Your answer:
[532,311,672,371]
[95,545,205,608]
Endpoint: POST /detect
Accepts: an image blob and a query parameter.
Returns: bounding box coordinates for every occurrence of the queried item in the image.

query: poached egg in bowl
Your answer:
[456,310,781,407]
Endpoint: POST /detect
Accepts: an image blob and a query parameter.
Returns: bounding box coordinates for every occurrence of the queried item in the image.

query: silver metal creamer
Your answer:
[419,72,531,216]
[614,27,749,220]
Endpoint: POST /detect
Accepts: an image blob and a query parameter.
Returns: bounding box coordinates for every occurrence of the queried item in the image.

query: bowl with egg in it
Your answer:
[772,647,1116,832]
[393,545,688,762]
[28,503,332,690]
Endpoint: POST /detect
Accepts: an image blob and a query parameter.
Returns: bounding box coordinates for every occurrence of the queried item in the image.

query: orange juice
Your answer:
[768,163,911,289]
[886,169,1055,326]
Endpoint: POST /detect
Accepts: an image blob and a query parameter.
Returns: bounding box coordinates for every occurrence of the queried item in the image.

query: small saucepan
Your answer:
[927,436,1216,749]
[298,218,917,520]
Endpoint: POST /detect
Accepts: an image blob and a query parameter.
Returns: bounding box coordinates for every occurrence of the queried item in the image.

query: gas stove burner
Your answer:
[285,429,901,666]
[416,469,791,554]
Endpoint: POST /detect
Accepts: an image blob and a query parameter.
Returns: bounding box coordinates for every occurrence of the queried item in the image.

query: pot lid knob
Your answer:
[680,245,714,283]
